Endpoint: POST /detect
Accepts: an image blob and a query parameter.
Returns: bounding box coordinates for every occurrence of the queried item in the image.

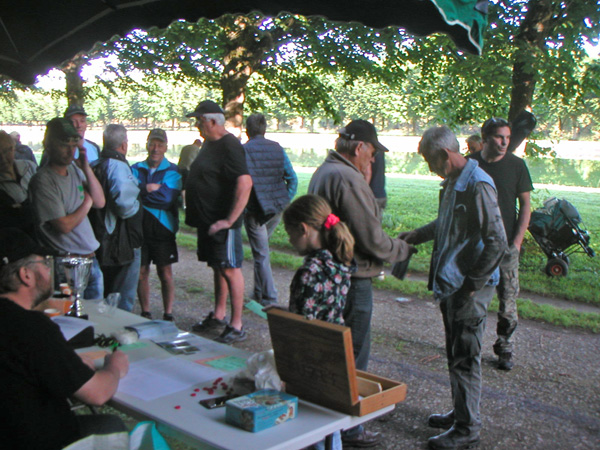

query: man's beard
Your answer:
[32,271,53,308]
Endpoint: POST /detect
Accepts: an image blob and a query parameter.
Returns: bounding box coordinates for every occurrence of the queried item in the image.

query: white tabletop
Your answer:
[81,302,393,450]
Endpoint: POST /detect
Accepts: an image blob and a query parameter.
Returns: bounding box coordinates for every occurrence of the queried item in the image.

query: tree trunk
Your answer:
[508,0,555,123]
[218,15,273,137]
[62,55,86,107]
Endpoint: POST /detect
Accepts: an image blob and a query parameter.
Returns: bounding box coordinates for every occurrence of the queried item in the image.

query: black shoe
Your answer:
[428,411,455,429]
[497,352,514,371]
[214,325,247,344]
[162,313,174,321]
[192,312,226,332]
[141,311,152,319]
[341,430,382,448]
[428,426,479,450]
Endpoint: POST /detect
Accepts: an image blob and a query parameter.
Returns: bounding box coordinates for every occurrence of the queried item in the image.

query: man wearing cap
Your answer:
[184,100,253,344]
[64,105,100,164]
[29,118,106,300]
[90,124,143,312]
[0,228,129,450]
[132,129,181,321]
[309,119,414,448]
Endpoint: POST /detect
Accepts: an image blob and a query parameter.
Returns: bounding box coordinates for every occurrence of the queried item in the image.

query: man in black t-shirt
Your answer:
[184,100,253,344]
[469,118,533,371]
[0,228,129,450]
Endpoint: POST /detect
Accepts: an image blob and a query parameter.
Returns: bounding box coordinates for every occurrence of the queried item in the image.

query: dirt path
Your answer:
[136,244,600,450]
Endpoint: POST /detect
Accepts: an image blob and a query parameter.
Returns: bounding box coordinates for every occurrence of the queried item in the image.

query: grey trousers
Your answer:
[244,212,281,304]
[440,285,494,435]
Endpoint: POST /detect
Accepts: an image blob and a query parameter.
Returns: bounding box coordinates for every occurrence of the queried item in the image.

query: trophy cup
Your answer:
[58,256,92,319]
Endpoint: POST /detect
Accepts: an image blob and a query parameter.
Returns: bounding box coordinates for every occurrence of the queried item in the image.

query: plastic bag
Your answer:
[236,350,282,391]
[129,421,171,450]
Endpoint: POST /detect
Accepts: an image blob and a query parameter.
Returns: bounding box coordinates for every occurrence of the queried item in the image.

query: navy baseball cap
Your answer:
[186,100,224,118]
[339,120,389,153]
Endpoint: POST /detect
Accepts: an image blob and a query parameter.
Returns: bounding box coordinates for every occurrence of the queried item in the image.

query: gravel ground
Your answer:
[130,243,600,450]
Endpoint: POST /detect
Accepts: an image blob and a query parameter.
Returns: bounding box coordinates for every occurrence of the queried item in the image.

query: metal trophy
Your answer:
[58,256,92,319]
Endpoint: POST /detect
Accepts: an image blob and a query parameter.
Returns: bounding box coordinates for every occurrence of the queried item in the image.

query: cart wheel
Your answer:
[546,258,569,277]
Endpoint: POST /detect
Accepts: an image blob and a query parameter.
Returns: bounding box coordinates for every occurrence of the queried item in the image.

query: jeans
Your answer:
[440,285,494,434]
[244,212,280,304]
[343,277,373,371]
[101,247,141,312]
[83,257,104,300]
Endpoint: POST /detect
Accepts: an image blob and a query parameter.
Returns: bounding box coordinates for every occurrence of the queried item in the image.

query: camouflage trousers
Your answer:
[493,244,520,355]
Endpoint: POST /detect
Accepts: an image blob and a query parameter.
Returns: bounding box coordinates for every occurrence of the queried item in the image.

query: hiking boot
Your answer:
[428,411,455,429]
[428,426,479,450]
[162,313,174,322]
[341,430,382,448]
[214,325,247,344]
[141,311,152,319]
[192,312,226,332]
[497,352,514,371]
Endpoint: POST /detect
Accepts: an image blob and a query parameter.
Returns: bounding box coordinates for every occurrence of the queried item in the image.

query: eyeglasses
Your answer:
[26,256,53,269]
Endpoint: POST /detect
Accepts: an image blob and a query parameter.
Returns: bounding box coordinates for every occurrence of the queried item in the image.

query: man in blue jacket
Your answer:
[243,113,297,306]
[90,124,143,312]
[401,126,507,450]
[132,129,182,321]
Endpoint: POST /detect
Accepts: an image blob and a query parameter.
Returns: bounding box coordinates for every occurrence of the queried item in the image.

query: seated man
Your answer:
[0,228,129,450]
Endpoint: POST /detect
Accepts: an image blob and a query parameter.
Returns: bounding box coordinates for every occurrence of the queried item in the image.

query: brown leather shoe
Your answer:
[341,430,382,448]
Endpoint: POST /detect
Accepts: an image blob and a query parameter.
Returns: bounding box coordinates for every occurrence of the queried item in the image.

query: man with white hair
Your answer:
[9,131,37,165]
[185,100,253,344]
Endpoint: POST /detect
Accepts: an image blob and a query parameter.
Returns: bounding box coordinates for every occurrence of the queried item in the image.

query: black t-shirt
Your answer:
[469,152,533,241]
[0,298,95,450]
[185,133,249,230]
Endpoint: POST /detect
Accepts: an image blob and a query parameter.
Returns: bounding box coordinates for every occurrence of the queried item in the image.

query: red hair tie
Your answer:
[323,213,340,229]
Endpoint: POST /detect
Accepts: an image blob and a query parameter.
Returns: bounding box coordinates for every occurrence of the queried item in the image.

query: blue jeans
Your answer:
[343,277,373,371]
[309,431,342,450]
[244,212,280,304]
[101,248,141,312]
[83,257,104,300]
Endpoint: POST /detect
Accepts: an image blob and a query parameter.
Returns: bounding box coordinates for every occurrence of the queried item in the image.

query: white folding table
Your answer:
[81,303,393,450]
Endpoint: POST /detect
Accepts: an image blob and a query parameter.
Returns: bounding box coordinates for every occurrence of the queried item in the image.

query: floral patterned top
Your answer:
[289,249,355,325]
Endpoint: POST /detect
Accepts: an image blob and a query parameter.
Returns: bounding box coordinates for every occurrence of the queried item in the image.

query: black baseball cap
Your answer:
[147,128,168,142]
[186,100,225,118]
[64,105,88,118]
[0,228,50,268]
[339,120,389,153]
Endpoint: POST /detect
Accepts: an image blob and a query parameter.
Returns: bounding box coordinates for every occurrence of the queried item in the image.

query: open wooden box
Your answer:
[266,309,407,416]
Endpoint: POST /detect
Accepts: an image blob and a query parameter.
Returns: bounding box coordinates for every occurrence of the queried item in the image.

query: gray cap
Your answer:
[147,128,167,142]
[64,104,87,118]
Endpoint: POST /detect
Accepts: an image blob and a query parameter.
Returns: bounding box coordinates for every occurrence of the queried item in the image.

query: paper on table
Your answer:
[52,316,95,341]
[117,357,225,401]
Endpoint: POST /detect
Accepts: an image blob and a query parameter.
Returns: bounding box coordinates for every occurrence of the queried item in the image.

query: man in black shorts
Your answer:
[132,129,182,321]
[185,100,253,344]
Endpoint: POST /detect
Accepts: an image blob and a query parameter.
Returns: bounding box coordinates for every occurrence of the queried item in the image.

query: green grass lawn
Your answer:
[179,171,600,332]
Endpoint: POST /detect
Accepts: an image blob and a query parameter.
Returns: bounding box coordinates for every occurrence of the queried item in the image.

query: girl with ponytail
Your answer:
[283,194,355,325]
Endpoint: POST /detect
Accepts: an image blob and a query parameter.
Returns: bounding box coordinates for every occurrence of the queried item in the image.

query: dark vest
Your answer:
[244,136,290,224]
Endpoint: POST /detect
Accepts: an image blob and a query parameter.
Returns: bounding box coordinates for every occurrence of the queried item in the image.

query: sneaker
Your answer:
[192,312,227,332]
[162,313,174,321]
[141,311,152,319]
[214,325,247,344]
